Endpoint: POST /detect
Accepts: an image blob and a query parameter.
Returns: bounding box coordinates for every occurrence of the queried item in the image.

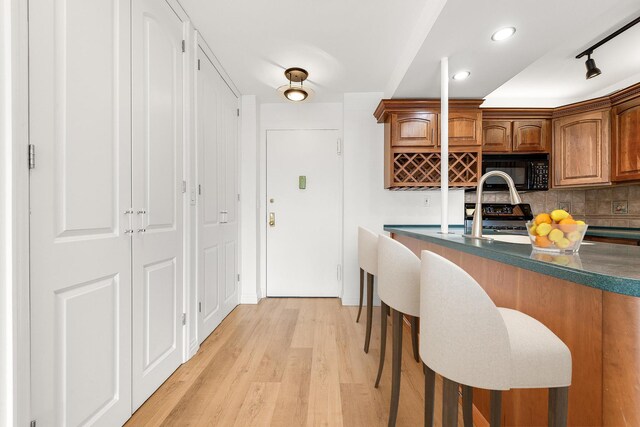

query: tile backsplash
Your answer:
[465,184,640,228]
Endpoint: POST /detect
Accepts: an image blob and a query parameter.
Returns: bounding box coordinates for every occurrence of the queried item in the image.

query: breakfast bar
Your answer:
[386,225,640,427]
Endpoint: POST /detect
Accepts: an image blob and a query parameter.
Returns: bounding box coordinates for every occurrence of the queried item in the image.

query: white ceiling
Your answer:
[180,0,640,105]
[179,0,431,102]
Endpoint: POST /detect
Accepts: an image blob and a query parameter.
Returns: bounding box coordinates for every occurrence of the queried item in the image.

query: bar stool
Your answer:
[374,234,421,427]
[419,250,572,427]
[357,227,378,353]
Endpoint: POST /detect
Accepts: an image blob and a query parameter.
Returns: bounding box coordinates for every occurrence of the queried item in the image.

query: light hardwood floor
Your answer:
[126,298,464,426]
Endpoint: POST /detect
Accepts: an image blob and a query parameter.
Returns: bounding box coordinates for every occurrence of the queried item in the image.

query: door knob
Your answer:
[269,212,275,227]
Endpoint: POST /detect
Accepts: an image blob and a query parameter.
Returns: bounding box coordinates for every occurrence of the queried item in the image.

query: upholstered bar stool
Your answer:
[357,227,378,353]
[419,250,572,427]
[374,234,421,427]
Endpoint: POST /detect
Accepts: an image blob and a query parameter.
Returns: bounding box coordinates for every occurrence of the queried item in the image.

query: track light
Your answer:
[584,54,601,80]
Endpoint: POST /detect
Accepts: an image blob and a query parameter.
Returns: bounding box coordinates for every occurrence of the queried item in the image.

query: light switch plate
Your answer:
[299,175,306,190]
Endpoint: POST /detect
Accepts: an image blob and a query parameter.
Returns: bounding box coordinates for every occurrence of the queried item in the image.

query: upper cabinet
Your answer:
[447,111,482,146]
[611,86,640,182]
[481,110,552,153]
[552,103,611,188]
[513,120,549,152]
[374,99,483,189]
[391,112,438,147]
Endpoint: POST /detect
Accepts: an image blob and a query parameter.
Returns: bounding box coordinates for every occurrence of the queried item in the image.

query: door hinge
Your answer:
[198,184,202,195]
[28,144,36,169]
[197,59,200,70]
[182,180,187,193]
[237,273,240,282]
[182,313,186,325]
[237,193,240,201]
[336,138,342,155]
[337,264,342,281]
[181,40,185,53]
[30,421,36,427]
[198,302,202,313]
[236,108,240,117]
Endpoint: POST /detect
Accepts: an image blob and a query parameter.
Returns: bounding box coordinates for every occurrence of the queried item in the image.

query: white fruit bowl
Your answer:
[526,220,588,253]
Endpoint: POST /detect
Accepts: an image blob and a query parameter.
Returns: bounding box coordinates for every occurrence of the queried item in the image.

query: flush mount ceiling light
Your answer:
[491,27,516,41]
[452,71,471,81]
[282,67,309,102]
[575,15,640,80]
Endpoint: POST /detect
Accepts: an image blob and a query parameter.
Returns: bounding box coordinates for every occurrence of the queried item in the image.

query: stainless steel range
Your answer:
[464,203,534,234]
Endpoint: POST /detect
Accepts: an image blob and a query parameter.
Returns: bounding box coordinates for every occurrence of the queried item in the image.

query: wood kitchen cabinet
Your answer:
[374,99,483,189]
[481,111,551,153]
[482,120,512,152]
[447,110,482,146]
[513,120,549,152]
[552,107,611,188]
[611,87,640,182]
[390,112,438,147]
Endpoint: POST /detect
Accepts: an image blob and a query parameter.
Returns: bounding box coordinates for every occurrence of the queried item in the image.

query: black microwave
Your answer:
[481,154,549,191]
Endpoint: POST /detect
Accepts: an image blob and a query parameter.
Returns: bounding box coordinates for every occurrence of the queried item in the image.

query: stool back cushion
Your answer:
[420,250,511,390]
[377,235,420,317]
[358,227,378,275]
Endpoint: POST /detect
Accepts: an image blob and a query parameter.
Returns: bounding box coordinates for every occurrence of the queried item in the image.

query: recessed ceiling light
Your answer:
[491,27,516,41]
[452,71,470,81]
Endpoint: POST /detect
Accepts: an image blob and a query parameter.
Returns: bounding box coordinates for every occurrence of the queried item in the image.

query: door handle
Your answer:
[269,212,275,227]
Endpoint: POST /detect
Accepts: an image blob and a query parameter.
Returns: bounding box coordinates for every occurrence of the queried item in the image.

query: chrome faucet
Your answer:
[466,171,522,239]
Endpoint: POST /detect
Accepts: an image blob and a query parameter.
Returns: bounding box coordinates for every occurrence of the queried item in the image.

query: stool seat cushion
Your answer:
[358,227,378,275]
[499,308,572,389]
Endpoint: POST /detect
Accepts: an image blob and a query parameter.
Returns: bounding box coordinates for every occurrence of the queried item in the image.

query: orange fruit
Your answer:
[558,218,577,232]
[535,235,552,248]
[535,213,552,225]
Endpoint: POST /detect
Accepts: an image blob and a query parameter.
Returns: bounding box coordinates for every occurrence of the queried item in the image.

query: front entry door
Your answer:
[266,130,343,297]
[131,0,185,410]
[29,0,133,425]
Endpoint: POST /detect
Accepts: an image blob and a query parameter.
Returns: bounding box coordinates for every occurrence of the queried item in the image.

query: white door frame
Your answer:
[2,0,31,424]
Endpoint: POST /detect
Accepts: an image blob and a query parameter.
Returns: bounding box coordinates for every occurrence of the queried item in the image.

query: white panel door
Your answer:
[266,130,343,297]
[196,49,240,344]
[131,0,184,410]
[29,0,132,425]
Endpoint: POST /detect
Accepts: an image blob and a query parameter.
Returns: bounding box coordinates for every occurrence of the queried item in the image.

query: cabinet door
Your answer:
[447,111,482,146]
[482,120,512,152]
[513,120,549,152]
[391,112,437,147]
[553,111,610,187]
[612,98,640,182]
[29,0,133,425]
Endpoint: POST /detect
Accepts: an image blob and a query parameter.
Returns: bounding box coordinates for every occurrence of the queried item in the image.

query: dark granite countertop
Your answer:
[384,225,640,297]
[585,226,640,240]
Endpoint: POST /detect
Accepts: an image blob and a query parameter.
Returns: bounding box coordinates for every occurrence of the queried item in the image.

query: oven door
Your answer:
[481,160,530,191]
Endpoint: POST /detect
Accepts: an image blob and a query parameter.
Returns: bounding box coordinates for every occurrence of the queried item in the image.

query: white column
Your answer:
[440,57,449,233]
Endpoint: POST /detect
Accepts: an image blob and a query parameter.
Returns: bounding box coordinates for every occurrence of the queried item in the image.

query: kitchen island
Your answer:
[386,225,640,427]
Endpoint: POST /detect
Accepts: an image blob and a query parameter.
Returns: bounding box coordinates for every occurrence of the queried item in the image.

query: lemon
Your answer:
[536,223,552,236]
[551,209,570,222]
[548,228,564,243]
[556,238,571,249]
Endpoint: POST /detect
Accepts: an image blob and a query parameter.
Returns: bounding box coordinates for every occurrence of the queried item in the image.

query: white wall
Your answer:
[258,102,343,298]
[341,92,464,305]
[239,95,259,303]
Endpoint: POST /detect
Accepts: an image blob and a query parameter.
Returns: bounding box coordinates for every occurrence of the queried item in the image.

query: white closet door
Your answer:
[131,0,185,410]
[29,0,132,425]
[197,50,239,344]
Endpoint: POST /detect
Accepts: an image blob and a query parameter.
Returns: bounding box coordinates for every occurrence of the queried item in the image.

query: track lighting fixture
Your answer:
[576,15,640,80]
[584,54,601,80]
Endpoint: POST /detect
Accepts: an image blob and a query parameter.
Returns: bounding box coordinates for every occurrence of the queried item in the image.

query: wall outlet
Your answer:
[423,196,431,207]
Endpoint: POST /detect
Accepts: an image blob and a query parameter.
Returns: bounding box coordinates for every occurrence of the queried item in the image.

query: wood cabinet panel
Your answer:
[611,97,640,182]
[482,120,511,152]
[447,111,482,146]
[553,110,611,187]
[391,112,437,147]
[513,120,549,152]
